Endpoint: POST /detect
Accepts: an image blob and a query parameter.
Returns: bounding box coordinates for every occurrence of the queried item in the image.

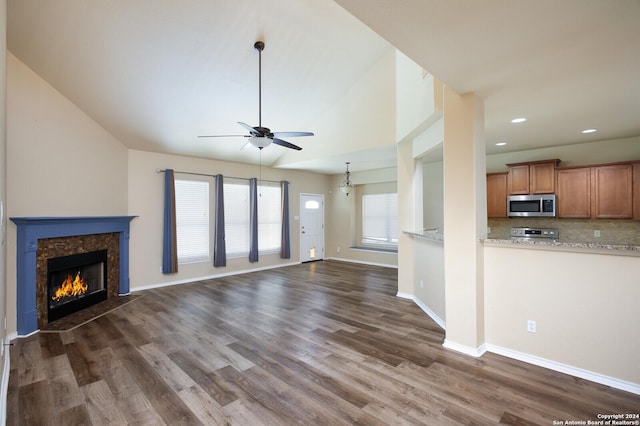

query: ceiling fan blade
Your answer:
[238,122,260,136]
[272,138,302,151]
[198,134,246,138]
[272,131,314,138]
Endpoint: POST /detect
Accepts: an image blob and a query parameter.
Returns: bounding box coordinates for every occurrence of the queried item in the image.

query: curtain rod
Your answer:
[155,168,285,184]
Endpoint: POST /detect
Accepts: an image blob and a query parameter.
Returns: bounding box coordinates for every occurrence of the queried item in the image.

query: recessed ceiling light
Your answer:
[511,117,527,123]
[496,142,507,146]
[581,128,597,134]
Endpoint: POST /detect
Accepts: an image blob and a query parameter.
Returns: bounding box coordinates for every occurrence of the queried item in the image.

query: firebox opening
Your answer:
[47,249,108,323]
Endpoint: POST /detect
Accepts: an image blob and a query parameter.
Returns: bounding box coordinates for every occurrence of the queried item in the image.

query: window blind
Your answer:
[174,179,210,263]
[224,182,250,256]
[258,183,282,252]
[362,193,398,246]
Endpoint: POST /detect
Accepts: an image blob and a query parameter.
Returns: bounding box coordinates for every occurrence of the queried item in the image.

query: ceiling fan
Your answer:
[198,41,314,151]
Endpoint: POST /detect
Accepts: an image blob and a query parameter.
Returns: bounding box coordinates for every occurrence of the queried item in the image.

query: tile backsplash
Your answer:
[487,218,640,245]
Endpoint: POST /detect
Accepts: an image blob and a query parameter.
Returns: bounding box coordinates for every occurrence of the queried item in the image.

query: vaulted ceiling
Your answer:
[7,0,640,174]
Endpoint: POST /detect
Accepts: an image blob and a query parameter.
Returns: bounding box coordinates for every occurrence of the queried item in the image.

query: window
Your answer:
[362,193,398,246]
[223,181,282,257]
[223,181,250,257]
[258,183,282,253]
[175,179,210,263]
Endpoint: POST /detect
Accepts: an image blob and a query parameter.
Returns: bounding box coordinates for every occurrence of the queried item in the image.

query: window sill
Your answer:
[349,246,398,254]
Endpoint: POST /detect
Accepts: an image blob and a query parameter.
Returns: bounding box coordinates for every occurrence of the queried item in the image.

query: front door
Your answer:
[300,194,325,262]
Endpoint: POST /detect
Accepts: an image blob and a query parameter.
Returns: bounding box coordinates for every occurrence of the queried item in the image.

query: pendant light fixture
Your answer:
[339,162,353,196]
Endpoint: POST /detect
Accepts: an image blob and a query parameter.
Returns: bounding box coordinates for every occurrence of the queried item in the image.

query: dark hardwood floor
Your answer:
[7,260,639,425]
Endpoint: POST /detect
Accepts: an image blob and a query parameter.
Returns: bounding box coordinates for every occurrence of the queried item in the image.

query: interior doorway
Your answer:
[300,193,325,262]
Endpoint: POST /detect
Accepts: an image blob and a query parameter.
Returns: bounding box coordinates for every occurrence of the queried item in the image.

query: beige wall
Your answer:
[485,245,640,385]
[127,149,331,289]
[1,0,8,394]
[412,238,445,324]
[5,53,129,334]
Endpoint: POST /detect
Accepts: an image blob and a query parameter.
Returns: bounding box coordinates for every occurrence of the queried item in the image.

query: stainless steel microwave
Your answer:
[508,194,556,217]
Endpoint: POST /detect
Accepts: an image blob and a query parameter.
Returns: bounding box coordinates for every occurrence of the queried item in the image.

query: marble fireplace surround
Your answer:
[11,216,136,336]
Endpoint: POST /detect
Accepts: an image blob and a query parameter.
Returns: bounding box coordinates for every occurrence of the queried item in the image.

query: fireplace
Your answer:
[47,249,108,322]
[11,216,136,335]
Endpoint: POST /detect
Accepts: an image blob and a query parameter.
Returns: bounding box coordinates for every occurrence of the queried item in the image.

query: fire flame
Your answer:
[52,272,88,301]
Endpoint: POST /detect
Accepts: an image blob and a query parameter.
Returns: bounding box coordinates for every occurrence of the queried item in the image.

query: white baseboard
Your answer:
[443,339,487,358]
[396,292,446,330]
[134,261,302,292]
[486,344,640,396]
[1,336,11,426]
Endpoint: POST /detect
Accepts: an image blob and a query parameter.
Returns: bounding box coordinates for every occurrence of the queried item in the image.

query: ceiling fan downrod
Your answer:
[254,41,265,128]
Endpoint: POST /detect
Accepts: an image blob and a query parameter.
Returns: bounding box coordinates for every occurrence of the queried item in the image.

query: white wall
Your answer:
[485,245,640,386]
[395,50,435,142]
[487,135,640,172]
[422,160,443,231]
[275,47,396,168]
[128,149,332,289]
[5,53,129,334]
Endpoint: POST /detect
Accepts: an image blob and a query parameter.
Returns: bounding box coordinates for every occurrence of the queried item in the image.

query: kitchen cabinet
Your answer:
[556,167,591,218]
[487,172,507,218]
[591,164,633,219]
[507,159,559,195]
[634,163,640,220]
[557,163,634,219]
[507,164,530,195]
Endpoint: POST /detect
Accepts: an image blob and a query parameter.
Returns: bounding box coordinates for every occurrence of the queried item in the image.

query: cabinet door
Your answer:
[530,162,556,194]
[487,173,507,218]
[508,165,530,195]
[592,164,633,219]
[557,168,591,218]
[634,163,640,220]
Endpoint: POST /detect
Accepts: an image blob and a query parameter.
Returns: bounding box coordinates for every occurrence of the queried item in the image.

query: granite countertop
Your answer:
[483,237,640,257]
[403,230,444,243]
[405,229,640,256]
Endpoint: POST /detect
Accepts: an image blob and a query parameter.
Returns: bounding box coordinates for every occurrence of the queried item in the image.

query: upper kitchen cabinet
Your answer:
[487,172,508,218]
[507,160,559,195]
[591,164,633,219]
[557,167,591,218]
[634,163,640,220]
[557,162,636,219]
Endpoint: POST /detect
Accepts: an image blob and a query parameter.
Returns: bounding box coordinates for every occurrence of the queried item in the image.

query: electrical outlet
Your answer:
[527,320,537,333]
[487,227,491,234]
[420,279,424,288]
[336,246,340,253]
[594,230,601,238]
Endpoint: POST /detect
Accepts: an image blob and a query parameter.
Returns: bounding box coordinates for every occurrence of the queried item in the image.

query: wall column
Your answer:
[442,87,487,355]
[396,138,416,296]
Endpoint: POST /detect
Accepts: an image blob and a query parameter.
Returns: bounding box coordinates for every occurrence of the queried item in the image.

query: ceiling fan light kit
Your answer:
[199,41,314,151]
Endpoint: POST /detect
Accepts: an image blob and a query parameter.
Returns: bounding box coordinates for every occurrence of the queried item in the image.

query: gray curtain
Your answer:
[249,178,259,263]
[280,181,291,259]
[162,169,178,274]
[213,174,226,267]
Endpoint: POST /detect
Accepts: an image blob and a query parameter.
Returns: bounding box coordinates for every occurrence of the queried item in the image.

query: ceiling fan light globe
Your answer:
[250,136,272,149]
